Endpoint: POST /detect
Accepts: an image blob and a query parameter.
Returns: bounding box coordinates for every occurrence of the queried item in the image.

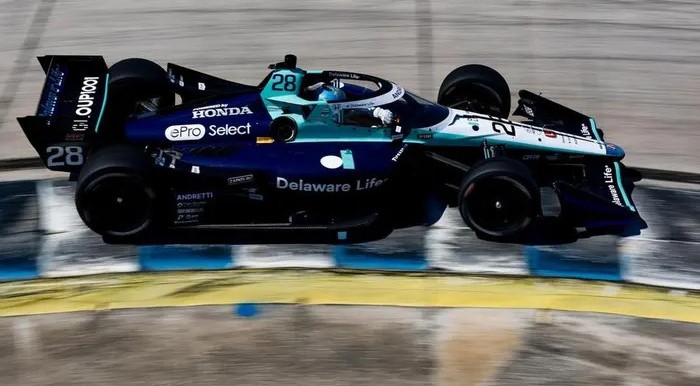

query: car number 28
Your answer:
[46,146,84,167]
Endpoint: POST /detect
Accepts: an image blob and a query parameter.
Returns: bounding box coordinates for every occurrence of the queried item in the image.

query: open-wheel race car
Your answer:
[18,54,646,244]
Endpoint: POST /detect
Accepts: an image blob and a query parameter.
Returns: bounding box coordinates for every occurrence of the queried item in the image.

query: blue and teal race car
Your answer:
[17,54,646,244]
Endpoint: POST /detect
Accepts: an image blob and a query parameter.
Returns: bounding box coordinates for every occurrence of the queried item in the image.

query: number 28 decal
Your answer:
[46,146,84,167]
[271,74,297,92]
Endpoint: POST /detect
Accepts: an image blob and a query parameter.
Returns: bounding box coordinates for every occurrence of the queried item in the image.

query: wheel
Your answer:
[438,64,511,118]
[270,117,298,142]
[75,145,157,238]
[458,158,539,241]
[102,58,176,139]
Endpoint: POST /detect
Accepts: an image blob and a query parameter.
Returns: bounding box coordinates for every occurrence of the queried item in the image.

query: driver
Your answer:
[307,82,395,126]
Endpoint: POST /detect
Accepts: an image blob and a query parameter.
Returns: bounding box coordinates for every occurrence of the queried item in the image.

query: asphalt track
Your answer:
[1,0,700,172]
[0,271,699,385]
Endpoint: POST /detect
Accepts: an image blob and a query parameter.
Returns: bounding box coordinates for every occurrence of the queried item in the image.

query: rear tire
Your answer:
[101,58,175,140]
[75,145,157,238]
[438,64,511,118]
[458,158,539,241]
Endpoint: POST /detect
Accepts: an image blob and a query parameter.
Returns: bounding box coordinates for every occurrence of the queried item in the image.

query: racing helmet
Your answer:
[318,85,346,102]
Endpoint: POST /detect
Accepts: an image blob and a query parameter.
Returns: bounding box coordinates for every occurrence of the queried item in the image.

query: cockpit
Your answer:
[299,71,450,129]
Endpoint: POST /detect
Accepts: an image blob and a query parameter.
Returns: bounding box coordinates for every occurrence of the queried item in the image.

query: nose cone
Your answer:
[605,142,625,159]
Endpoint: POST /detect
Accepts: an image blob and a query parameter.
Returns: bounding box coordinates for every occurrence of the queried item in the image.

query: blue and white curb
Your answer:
[0,179,698,291]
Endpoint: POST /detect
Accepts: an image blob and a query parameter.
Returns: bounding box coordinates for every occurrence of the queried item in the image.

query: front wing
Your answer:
[554,161,646,236]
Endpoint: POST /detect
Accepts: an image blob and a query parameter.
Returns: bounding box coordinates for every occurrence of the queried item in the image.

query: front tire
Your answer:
[75,145,157,238]
[458,158,539,241]
[438,64,511,118]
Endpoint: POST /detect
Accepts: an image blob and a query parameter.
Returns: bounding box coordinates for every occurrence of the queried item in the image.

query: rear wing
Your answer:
[514,90,605,142]
[17,55,109,172]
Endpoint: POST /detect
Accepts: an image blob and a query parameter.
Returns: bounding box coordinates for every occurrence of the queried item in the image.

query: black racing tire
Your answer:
[75,145,157,238]
[438,64,511,118]
[102,58,176,140]
[458,158,540,241]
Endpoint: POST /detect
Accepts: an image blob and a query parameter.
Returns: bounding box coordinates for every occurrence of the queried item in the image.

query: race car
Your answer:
[17,54,646,244]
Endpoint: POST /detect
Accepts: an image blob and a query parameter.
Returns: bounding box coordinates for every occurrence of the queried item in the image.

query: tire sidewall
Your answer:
[76,171,156,237]
[458,159,539,240]
[75,145,157,238]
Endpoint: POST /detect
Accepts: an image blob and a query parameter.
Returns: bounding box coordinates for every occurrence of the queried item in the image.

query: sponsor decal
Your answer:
[176,201,206,208]
[208,123,251,136]
[75,76,100,117]
[165,124,206,141]
[417,133,433,140]
[523,105,534,117]
[71,119,89,132]
[392,145,407,162]
[198,82,206,90]
[580,123,592,138]
[191,165,200,174]
[603,164,624,207]
[320,155,344,169]
[228,174,254,186]
[178,75,184,87]
[192,103,253,119]
[544,130,557,138]
[256,137,275,144]
[64,132,85,141]
[276,177,388,193]
[522,155,540,160]
[38,67,65,117]
[320,108,331,118]
[606,143,616,150]
[327,71,360,80]
[177,207,205,214]
[391,86,403,99]
[176,192,214,201]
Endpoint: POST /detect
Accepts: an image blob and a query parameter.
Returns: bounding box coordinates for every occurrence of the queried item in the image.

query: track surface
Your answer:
[1,0,700,171]
[1,305,699,385]
[1,270,699,385]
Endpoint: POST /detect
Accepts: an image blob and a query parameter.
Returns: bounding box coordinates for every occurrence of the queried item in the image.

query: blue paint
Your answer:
[0,257,39,281]
[235,303,259,317]
[333,246,428,271]
[138,245,234,271]
[525,246,622,281]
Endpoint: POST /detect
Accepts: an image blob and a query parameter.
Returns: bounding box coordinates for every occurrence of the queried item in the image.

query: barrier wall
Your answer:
[1,178,698,289]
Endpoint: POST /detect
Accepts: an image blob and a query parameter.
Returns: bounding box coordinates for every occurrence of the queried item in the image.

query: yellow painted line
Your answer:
[0,269,698,323]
